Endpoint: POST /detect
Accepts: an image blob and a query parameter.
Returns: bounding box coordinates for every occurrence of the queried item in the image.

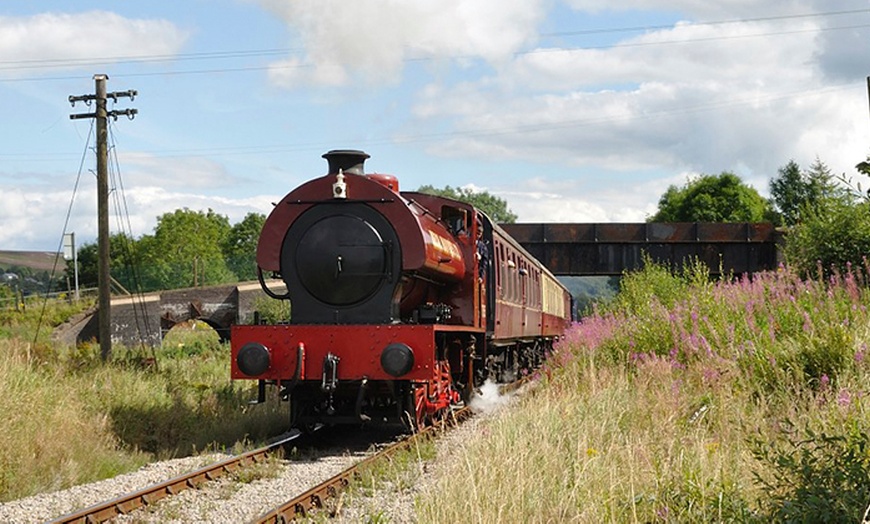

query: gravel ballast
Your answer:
[0,381,524,523]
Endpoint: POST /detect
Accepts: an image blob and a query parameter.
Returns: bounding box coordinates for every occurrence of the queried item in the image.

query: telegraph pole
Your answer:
[69,74,137,360]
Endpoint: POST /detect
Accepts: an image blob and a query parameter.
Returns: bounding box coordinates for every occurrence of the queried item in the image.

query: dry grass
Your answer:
[0,338,146,500]
[417,356,760,522]
[0,305,287,502]
[416,264,870,522]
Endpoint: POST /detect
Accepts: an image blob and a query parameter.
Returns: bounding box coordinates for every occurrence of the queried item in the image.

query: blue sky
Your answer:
[1,1,869,251]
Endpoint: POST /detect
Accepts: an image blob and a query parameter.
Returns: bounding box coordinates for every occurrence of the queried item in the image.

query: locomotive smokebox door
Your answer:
[281,202,401,324]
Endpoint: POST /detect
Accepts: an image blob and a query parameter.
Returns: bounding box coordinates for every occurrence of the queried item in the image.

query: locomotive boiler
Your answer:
[231,150,572,429]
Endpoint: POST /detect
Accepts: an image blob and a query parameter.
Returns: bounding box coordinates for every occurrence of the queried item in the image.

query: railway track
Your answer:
[253,406,473,523]
[254,378,530,522]
[44,378,529,523]
[47,432,303,524]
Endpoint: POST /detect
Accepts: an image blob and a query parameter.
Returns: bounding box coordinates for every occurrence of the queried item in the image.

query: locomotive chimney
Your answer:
[323,149,370,176]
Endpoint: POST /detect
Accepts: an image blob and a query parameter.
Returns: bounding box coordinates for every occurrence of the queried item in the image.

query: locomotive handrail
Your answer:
[257,267,291,300]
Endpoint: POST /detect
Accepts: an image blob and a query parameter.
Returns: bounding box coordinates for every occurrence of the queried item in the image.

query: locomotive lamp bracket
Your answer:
[322,353,341,415]
[332,170,348,199]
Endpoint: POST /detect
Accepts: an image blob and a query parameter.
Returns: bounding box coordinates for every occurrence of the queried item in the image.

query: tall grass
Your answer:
[418,262,870,522]
[0,306,287,502]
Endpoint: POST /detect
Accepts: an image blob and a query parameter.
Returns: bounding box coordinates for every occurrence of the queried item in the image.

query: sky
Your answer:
[1,1,869,252]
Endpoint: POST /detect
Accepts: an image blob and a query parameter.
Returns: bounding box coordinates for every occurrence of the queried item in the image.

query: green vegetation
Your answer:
[69,210,266,294]
[559,276,619,317]
[649,172,770,222]
[0,294,92,343]
[417,184,518,224]
[416,261,870,522]
[767,158,847,227]
[783,198,870,278]
[773,156,870,279]
[0,300,286,502]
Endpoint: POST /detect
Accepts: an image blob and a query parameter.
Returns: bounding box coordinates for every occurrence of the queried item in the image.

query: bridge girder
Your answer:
[500,222,782,277]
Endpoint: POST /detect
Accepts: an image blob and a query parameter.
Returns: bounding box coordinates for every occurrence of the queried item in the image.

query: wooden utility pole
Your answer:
[69,74,137,360]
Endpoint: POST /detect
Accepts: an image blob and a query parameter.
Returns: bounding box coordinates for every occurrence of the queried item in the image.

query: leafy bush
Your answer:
[604,255,694,316]
[251,295,291,324]
[784,198,870,278]
[751,421,870,523]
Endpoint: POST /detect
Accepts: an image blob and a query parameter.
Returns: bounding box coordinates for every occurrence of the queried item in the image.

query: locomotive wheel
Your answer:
[290,395,319,434]
[400,385,424,432]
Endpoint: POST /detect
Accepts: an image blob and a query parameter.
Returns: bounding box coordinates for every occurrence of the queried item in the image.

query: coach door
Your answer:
[519,259,529,335]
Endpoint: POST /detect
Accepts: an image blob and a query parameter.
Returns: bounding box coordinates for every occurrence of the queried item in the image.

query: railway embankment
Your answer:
[4,260,870,521]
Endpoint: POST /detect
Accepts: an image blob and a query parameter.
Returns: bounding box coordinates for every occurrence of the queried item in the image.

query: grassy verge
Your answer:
[0,304,287,502]
[417,262,870,522]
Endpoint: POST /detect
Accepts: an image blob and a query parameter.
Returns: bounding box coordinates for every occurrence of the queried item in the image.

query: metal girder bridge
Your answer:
[500,222,782,277]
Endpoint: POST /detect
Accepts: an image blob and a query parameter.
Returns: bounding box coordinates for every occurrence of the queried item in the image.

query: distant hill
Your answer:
[0,250,64,273]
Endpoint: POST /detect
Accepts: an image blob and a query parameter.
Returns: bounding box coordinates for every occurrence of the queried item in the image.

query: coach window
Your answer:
[497,243,504,299]
[503,247,509,301]
[509,253,517,302]
[504,251,511,301]
[510,255,516,303]
[532,271,539,307]
[497,242,504,298]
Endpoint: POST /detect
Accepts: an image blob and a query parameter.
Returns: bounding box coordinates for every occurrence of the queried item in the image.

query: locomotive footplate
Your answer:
[232,324,483,428]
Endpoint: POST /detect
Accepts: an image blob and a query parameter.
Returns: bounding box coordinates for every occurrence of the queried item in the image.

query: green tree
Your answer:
[222,212,265,281]
[784,197,870,278]
[417,185,518,223]
[70,232,142,292]
[138,208,235,289]
[649,172,770,222]
[783,156,870,277]
[769,158,848,226]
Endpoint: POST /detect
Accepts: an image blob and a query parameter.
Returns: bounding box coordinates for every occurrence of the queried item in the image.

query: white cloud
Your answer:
[406,2,870,182]
[510,20,818,90]
[0,182,274,251]
[257,0,546,87]
[495,174,680,222]
[0,11,188,76]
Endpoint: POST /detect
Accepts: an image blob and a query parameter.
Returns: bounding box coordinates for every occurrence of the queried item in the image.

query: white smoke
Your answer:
[469,379,512,414]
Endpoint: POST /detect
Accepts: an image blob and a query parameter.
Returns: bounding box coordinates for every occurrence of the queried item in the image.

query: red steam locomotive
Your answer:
[231,150,572,429]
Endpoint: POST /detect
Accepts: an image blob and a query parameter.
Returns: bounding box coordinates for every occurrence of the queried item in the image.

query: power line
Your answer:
[0,48,293,71]
[539,7,870,38]
[2,21,865,84]
[37,81,864,160]
[1,79,860,162]
[532,23,870,53]
[0,8,867,80]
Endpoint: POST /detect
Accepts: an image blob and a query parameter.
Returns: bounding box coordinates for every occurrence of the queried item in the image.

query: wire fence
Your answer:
[0,286,99,311]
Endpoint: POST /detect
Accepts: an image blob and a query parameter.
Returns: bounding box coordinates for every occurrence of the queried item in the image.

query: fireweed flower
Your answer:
[837,388,852,406]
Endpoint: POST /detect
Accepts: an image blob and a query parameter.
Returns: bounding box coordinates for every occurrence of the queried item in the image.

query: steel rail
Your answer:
[252,374,535,523]
[48,432,302,524]
[252,406,474,523]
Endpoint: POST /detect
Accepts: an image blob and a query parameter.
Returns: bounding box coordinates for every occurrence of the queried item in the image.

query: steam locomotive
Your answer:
[231,150,572,429]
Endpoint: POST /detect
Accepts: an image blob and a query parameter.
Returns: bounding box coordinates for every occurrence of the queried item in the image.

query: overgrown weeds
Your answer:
[418,261,870,522]
[0,301,286,502]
